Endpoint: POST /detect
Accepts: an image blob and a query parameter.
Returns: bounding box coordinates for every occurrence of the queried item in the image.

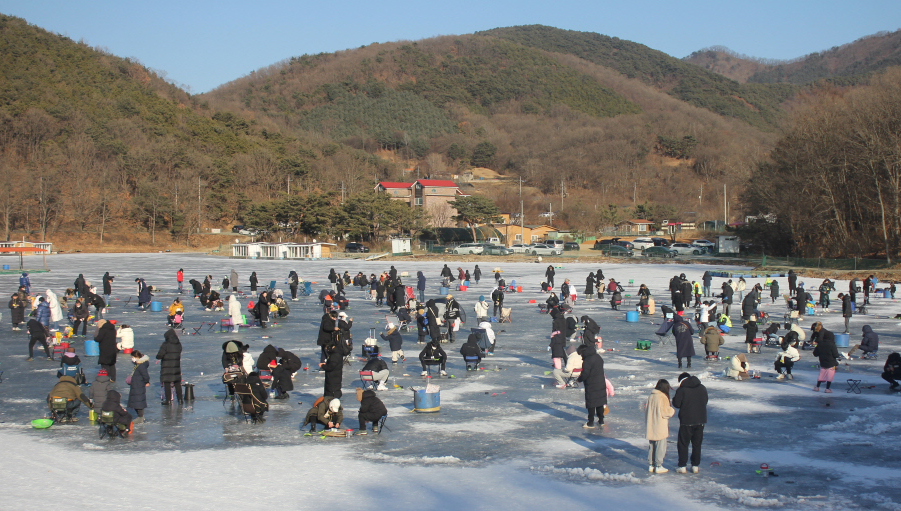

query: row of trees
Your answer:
[747,69,901,260]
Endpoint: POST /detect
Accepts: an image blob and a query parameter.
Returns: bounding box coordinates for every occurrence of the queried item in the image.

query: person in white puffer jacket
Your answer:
[116,324,134,351]
[775,337,800,380]
[228,295,242,333]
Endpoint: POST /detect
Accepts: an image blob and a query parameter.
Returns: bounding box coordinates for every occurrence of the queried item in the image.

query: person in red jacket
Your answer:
[176,269,184,294]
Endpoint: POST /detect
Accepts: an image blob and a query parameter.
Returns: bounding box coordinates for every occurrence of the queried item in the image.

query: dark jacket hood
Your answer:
[103,390,121,404]
[163,328,181,344]
[680,376,702,388]
[465,334,479,346]
[862,325,873,334]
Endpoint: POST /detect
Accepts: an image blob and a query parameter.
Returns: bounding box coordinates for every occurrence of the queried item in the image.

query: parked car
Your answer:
[509,243,532,254]
[453,243,485,255]
[643,246,678,258]
[344,242,369,253]
[599,245,633,257]
[669,243,704,256]
[232,225,244,233]
[563,241,580,251]
[543,239,565,249]
[529,244,563,256]
[483,244,513,256]
[692,239,715,248]
[651,237,670,247]
[592,238,618,250]
[630,237,654,250]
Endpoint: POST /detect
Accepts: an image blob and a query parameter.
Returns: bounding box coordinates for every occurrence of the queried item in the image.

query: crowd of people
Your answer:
[10,260,899,474]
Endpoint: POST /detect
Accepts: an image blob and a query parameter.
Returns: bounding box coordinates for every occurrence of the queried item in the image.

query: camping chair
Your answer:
[470,328,492,353]
[267,280,277,291]
[220,318,236,333]
[98,410,128,439]
[782,311,800,329]
[58,364,85,385]
[374,415,390,435]
[749,337,764,354]
[463,355,481,370]
[49,397,74,423]
[189,323,205,336]
[423,358,443,376]
[499,307,512,323]
[257,369,273,389]
[855,302,868,315]
[565,367,582,388]
[359,370,376,389]
[232,383,268,423]
[51,342,69,361]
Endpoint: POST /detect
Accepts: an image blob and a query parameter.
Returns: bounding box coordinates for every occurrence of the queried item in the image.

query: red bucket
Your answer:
[122,348,133,354]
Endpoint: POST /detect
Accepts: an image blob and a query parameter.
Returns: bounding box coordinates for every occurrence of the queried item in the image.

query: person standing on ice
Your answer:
[473,265,481,285]
[545,265,555,289]
[673,372,708,474]
[577,344,609,429]
[176,268,184,294]
[227,295,242,333]
[19,272,31,295]
[672,314,695,369]
[645,379,675,474]
[811,322,840,393]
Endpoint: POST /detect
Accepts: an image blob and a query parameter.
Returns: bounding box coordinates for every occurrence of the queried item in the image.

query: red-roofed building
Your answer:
[374,179,466,227]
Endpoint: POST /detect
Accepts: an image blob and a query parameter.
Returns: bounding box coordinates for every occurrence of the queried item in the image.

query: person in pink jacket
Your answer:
[645,379,675,474]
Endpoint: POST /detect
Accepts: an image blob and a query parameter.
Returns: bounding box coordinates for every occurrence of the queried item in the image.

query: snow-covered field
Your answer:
[2,254,900,510]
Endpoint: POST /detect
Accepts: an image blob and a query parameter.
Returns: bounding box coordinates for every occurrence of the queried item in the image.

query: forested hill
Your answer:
[477,25,797,130]
[684,29,901,85]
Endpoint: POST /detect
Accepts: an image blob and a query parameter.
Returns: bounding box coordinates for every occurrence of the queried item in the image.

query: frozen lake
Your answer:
[1,253,900,510]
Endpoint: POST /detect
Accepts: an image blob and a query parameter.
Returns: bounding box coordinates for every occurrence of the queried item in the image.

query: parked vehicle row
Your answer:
[340,237,714,256]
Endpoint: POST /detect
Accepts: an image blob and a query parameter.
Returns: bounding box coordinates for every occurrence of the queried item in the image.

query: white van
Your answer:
[543,239,565,249]
[631,238,655,250]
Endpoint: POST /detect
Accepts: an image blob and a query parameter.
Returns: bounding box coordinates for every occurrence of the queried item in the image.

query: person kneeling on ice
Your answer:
[727,353,750,380]
[271,348,302,399]
[101,390,133,434]
[361,353,389,390]
[355,387,387,435]
[460,333,483,370]
[419,338,447,376]
[846,325,879,359]
[302,396,343,432]
[47,375,92,422]
[881,353,901,390]
[775,337,800,380]
[553,344,582,389]
[700,326,724,360]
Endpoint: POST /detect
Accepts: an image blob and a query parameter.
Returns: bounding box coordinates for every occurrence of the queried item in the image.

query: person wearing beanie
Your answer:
[474,295,489,322]
[419,337,447,376]
[443,293,461,343]
[89,369,114,414]
[355,387,388,435]
[672,372,708,474]
[302,396,343,432]
[381,323,405,363]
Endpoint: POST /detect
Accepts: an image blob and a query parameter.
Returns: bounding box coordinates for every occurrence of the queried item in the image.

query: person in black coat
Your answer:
[102,272,114,301]
[127,350,150,422]
[321,344,344,398]
[357,388,388,434]
[838,292,853,334]
[577,344,606,428]
[381,325,405,363]
[101,390,133,431]
[8,293,25,330]
[580,315,600,346]
[27,318,50,360]
[256,344,279,372]
[89,292,106,320]
[317,310,339,363]
[96,320,119,381]
[473,265,482,284]
[740,291,758,320]
[550,308,567,363]
[719,281,734,317]
[491,287,505,317]
[787,270,797,295]
[812,322,840,392]
[417,271,426,302]
[255,291,270,329]
[375,280,386,306]
[189,279,203,297]
[545,292,559,312]
[544,265,556,289]
[416,308,428,344]
[881,353,901,389]
[673,372,708,473]
[440,265,453,281]
[419,338,447,375]
[584,272,595,298]
[848,325,879,358]
[271,348,302,398]
[156,328,183,405]
[671,315,696,369]
[249,272,258,295]
[425,299,442,342]
[444,295,461,343]
[702,270,712,297]
[245,372,269,419]
[460,333,483,370]
[391,284,406,314]
[71,297,90,336]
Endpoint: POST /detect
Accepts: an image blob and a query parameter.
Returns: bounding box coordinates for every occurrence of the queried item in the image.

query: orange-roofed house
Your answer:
[375,179,466,227]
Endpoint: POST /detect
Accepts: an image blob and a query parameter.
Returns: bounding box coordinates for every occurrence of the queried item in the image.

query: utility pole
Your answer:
[561,179,565,211]
[723,183,727,229]
[519,176,524,244]
[287,175,291,195]
[548,202,553,228]
[699,184,702,206]
[197,176,201,234]
[633,182,637,203]
[339,181,346,203]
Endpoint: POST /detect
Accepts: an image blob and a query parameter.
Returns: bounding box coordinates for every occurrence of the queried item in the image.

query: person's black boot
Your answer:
[678,360,682,369]
[687,358,692,369]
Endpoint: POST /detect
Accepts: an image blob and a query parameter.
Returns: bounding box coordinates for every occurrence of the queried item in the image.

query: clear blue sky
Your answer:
[3,0,899,93]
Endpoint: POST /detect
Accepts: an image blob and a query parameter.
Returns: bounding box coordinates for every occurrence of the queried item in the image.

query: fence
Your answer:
[750,255,895,271]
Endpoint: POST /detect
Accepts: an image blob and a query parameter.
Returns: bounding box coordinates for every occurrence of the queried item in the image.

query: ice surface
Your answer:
[1,253,901,509]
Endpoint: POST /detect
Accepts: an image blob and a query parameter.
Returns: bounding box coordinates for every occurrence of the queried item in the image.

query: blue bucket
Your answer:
[463,280,470,287]
[84,340,99,356]
[150,301,162,312]
[626,310,639,323]
[1,264,8,270]
[413,389,440,412]
[834,333,850,348]
[439,287,448,296]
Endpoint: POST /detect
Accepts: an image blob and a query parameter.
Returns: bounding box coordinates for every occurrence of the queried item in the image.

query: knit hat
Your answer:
[678,372,690,383]
[479,295,485,301]
[328,399,341,412]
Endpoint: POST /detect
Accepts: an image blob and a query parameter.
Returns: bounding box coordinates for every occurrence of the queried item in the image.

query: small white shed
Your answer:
[391,238,412,254]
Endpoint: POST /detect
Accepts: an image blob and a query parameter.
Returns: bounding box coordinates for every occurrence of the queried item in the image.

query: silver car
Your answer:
[484,245,513,256]
[509,243,531,254]
[453,243,485,255]
[669,243,704,256]
[529,243,563,256]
